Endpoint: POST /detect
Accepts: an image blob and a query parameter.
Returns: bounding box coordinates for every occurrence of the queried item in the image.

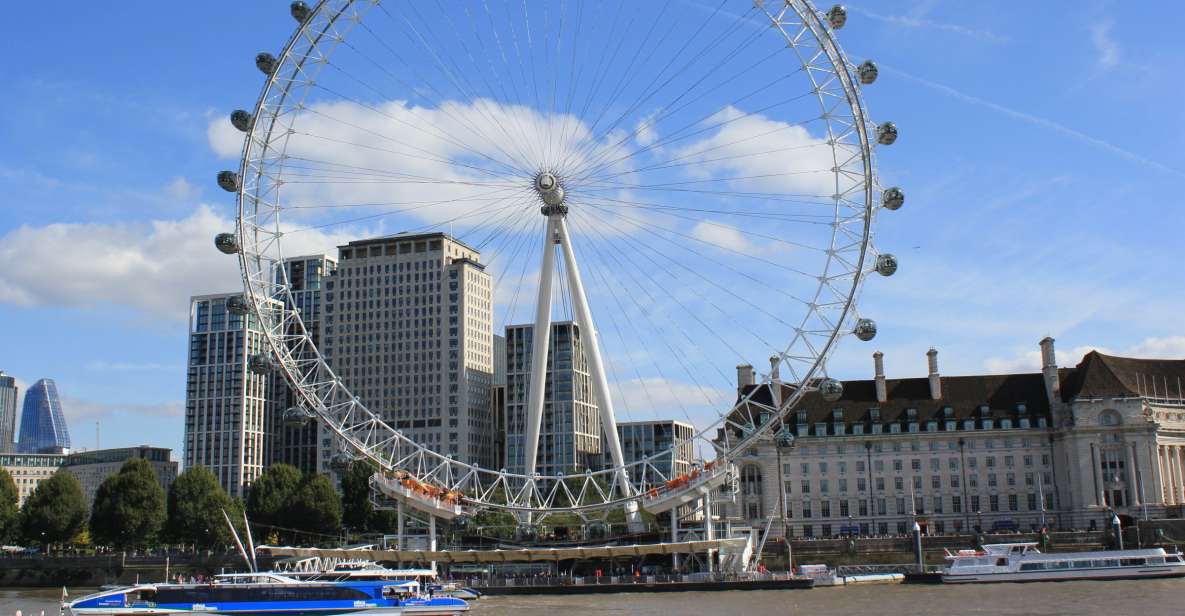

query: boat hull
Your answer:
[943,564,1185,584]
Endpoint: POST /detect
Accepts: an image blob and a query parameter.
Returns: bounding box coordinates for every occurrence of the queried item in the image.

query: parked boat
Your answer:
[65,572,468,616]
[942,542,1185,583]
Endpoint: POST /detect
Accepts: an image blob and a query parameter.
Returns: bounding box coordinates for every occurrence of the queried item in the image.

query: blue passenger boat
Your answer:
[65,573,468,616]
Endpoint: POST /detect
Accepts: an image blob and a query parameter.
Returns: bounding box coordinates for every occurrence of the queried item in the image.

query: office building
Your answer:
[719,338,1185,537]
[272,255,337,476]
[0,452,65,505]
[504,321,602,476]
[0,372,16,453]
[62,445,178,504]
[17,378,70,454]
[322,232,496,467]
[617,419,695,487]
[183,293,277,498]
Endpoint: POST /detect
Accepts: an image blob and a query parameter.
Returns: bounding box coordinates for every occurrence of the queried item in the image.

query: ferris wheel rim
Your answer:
[228,0,889,515]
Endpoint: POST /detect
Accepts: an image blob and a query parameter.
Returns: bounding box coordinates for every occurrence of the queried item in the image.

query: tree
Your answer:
[20,472,87,549]
[89,459,166,549]
[166,466,239,548]
[341,461,376,532]
[245,464,302,531]
[0,468,18,543]
[289,474,342,541]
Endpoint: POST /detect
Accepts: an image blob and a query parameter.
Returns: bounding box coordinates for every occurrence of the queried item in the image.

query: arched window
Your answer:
[1099,410,1122,427]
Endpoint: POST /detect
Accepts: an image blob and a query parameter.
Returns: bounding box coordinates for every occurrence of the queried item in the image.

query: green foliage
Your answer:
[340,461,376,531]
[246,465,341,542]
[0,468,19,542]
[166,465,239,548]
[245,464,302,529]
[90,458,167,549]
[289,474,343,540]
[20,472,87,548]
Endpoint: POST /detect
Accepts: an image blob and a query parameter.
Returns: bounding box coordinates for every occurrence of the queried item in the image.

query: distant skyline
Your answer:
[1,1,1183,457]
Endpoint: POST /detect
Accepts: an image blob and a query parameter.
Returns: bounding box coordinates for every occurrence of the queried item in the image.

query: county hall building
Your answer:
[721,337,1185,537]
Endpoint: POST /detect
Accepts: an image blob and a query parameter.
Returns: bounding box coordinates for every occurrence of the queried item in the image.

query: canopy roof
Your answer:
[261,539,746,563]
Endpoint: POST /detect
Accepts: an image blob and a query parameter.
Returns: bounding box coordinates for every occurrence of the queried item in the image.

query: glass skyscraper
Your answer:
[0,372,17,453]
[17,378,71,454]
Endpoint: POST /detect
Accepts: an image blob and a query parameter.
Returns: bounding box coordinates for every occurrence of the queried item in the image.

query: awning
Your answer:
[260,538,746,564]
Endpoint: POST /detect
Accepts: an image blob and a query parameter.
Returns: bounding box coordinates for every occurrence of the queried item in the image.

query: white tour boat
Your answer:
[942,542,1185,583]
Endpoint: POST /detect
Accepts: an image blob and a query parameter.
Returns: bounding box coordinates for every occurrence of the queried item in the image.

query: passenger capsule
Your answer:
[881,186,905,210]
[857,60,878,85]
[875,253,898,277]
[819,378,845,402]
[255,52,278,76]
[290,1,311,22]
[248,353,275,375]
[230,109,254,132]
[214,232,240,255]
[876,122,898,146]
[217,170,241,193]
[330,452,353,471]
[826,5,847,29]
[283,406,312,429]
[854,318,878,341]
[226,294,249,316]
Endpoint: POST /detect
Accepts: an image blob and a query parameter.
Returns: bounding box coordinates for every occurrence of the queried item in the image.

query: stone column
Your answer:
[1090,443,1103,507]
[1177,446,1185,504]
[1149,442,1163,505]
[1125,442,1139,506]
[1160,446,1173,505]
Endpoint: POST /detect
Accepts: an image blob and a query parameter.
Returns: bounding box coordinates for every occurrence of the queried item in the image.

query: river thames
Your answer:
[5,580,1184,616]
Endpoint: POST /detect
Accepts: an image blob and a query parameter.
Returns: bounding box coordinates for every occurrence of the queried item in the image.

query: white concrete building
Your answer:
[720,338,1185,538]
[322,233,496,468]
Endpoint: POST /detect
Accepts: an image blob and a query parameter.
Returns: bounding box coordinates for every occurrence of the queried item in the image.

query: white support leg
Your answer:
[429,515,438,574]
[704,495,715,574]
[555,217,640,527]
[523,216,558,481]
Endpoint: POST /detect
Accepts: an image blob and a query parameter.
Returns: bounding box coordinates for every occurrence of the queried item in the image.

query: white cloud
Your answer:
[634,113,659,148]
[162,176,201,203]
[1090,21,1120,70]
[671,106,846,197]
[690,221,755,254]
[983,336,1185,374]
[850,6,1008,43]
[207,116,244,158]
[882,65,1185,179]
[65,398,185,421]
[0,205,356,322]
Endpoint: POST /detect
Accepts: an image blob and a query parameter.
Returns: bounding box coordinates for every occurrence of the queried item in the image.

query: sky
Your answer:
[0,1,1183,461]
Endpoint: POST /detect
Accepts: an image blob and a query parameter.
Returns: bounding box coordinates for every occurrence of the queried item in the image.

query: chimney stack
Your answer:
[873,351,887,403]
[736,364,755,391]
[1040,337,1060,403]
[927,348,942,400]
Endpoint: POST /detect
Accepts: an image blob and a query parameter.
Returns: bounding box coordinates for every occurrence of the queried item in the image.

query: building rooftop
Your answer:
[1058,351,1185,401]
[339,231,480,255]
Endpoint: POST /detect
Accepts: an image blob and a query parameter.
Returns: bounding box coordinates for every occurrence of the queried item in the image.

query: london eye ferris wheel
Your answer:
[213,0,903,522]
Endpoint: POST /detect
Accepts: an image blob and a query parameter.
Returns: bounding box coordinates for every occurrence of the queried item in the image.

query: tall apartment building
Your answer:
[18,378,70,454]
[0,372,16,453]
[183,293,276,498]
[616,419,695,487]
[321,233,496,467]
[504,321,602,476]
[272,255,336,476]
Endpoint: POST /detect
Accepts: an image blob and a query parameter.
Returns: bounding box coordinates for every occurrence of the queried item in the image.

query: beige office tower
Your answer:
[321,232,496,468]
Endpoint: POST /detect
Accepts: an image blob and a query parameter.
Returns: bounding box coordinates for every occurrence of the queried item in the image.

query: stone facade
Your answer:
[720,338,1185,538]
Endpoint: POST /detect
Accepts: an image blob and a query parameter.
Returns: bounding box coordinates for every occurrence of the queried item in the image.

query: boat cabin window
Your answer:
[1049,561,1070,570]
[128,589,157,604]
[1120,558,1146,567]
[996,558,1007,566]
[1019,563,1044,571]
[1072,560,1092,569]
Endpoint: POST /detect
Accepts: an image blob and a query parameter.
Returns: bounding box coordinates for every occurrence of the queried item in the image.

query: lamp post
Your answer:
[774,427,795,571]
[1112,511,1123,550]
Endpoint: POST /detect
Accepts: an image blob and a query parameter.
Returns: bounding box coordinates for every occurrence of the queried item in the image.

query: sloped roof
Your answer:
[1059,351,1185,401]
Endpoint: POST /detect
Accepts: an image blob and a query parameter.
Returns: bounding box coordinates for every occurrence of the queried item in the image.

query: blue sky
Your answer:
[1,1,1183,460]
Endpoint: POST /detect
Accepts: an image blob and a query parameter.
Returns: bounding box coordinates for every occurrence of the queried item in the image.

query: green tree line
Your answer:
[0,460,387,551]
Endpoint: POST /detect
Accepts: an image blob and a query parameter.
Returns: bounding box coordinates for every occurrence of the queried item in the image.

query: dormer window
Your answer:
[978,404,990,417]
[797,410,808,425]
[906,408,918,420]
[943,406,954,419]
[1016,403,1027,414]
[833,408,844,421]
[869,408,881,422]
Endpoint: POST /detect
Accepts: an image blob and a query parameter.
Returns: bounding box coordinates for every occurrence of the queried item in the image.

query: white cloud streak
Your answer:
[983,335,1185,374]
[880,65,1185,179]
[849,6,1008,43]
[1090,20,1121,70]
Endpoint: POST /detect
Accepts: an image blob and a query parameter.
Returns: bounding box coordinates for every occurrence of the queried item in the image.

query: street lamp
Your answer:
[1111,511,1123,550]
[774,426,795,571]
